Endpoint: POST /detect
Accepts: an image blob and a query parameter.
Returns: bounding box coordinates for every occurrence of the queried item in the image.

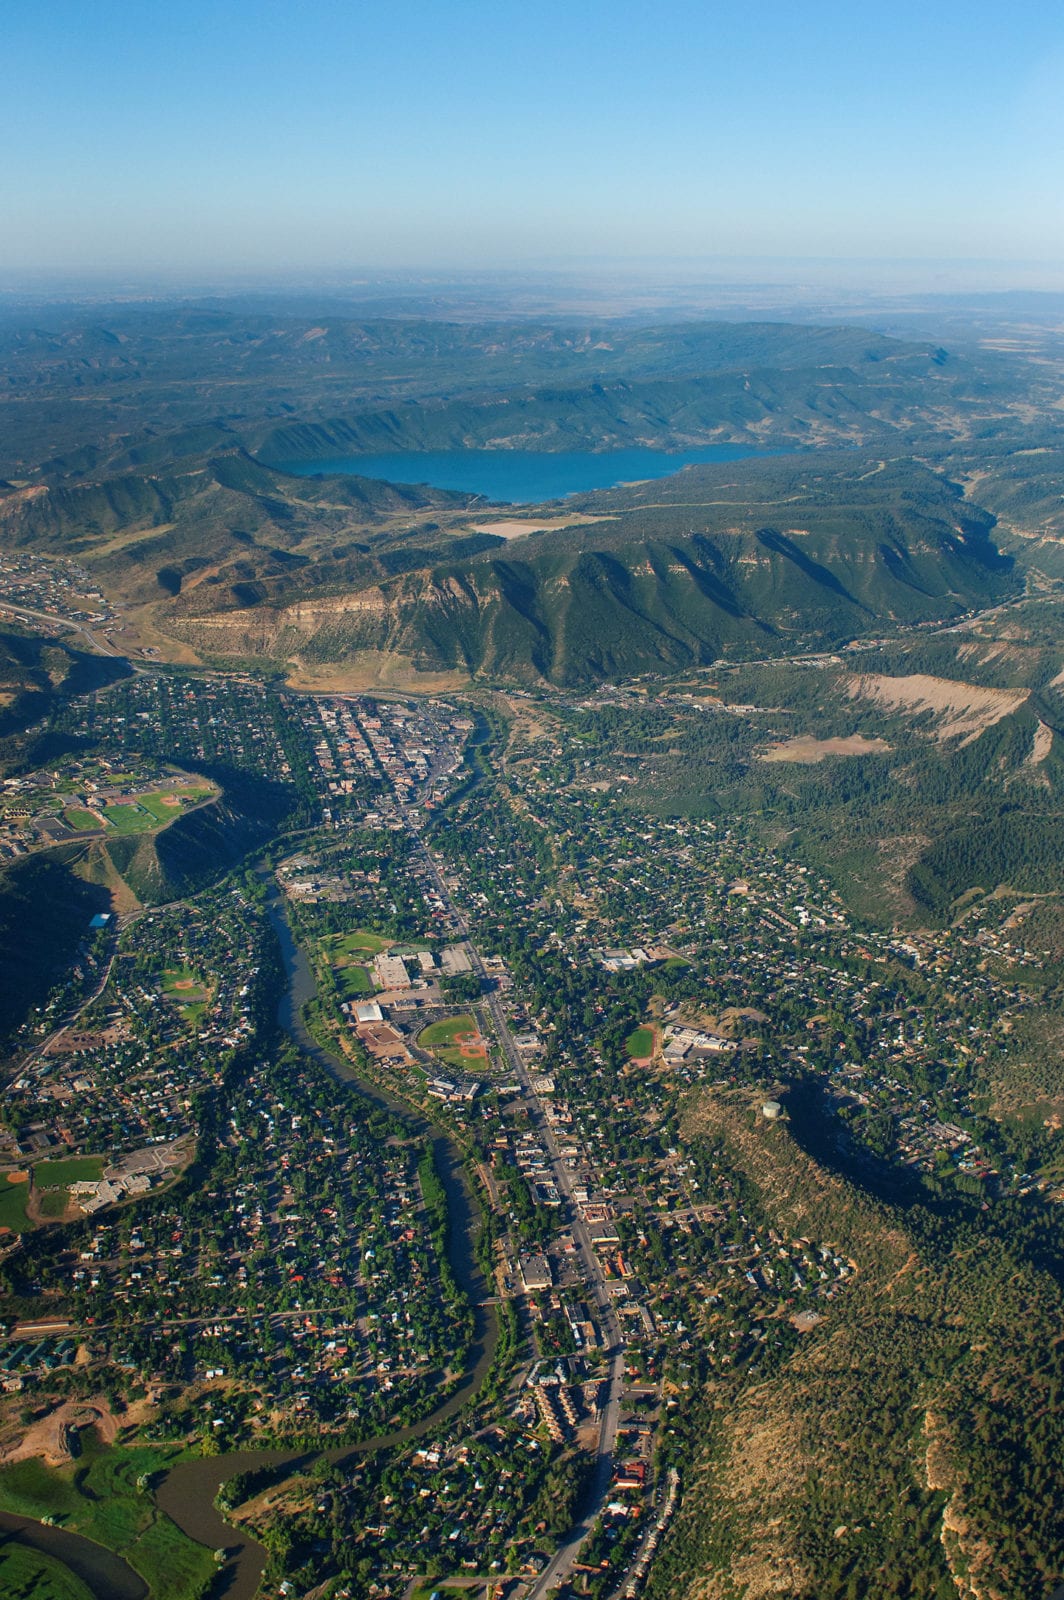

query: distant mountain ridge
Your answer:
[0,313,1010,481]
[170,456,1018,685]
[0,312,1045,688]
[255,363,911,462]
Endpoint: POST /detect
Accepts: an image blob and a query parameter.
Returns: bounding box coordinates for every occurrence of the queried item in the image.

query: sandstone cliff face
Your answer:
[170,587,393,655]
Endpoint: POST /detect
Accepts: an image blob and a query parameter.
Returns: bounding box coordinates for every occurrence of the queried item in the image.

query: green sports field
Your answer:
[63,807,102,831]
[0,1178,32,1233]
[34,1156,105,1187]
[337,964,373,998]
[418,1013,491,1070]
[99,785,216,835]
[625,1025,655,1058]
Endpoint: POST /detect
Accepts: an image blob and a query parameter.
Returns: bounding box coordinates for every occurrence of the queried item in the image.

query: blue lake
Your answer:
[275,444,777,504]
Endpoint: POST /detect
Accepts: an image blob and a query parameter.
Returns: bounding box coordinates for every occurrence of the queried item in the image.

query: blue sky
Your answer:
[3,0,1063,280]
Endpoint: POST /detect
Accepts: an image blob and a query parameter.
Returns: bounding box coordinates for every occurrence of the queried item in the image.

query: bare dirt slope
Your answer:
[846,672,1029,742]
[759,733,891,763]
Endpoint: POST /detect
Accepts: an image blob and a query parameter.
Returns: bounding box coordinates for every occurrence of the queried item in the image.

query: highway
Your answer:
[404,812,627,1596]
[0,598,123,657]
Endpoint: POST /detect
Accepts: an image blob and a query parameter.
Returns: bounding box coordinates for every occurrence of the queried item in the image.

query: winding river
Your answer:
[154,878,500,1600]
[0,1509,148,1600]
[9,878,498,1600]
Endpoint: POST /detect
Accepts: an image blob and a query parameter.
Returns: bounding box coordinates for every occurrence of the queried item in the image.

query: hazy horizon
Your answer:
[3,258,1064,330]
[5,0,1064,282]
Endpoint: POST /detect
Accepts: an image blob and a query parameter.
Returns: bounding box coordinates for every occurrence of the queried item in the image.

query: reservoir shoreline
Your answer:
[272,443,779,503]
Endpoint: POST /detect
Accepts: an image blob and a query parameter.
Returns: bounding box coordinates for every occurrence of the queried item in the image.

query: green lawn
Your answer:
[63,807,102,831]
[410,1582,482,1600]
[162,965,202,993]
[137,787,214,825]
[325,929,434,957]
[337,964,373,999]
[161,968,210,1025]
[325,929,391,959]
[0,1543,94,1600]
[418,1013,477,1049]
[626,1025,656,1059]
[102,803,150,833]
[663,956,691,972]
[0,1444,215,1600]
[0,1457,82,1520]
[35,1155,105,1187]
[38,1188,71,1219]
[0,1178,32,1233]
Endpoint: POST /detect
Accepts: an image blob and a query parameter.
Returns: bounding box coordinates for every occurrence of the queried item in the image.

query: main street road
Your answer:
[405,815,627,1596]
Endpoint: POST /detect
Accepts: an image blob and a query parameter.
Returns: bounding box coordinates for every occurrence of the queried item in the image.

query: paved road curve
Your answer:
[0,598,123,657]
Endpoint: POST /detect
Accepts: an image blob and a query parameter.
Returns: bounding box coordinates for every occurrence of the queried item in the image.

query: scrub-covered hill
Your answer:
[169,456,1017,684]
[646,1087,1064,1600]
[0,448,477,607]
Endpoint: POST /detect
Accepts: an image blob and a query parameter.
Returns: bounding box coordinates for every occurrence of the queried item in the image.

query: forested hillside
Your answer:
[166,456,1018,683]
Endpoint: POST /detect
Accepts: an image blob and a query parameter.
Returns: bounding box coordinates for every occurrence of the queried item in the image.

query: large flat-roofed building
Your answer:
[373,953,411,990]
[520,1254,553,1292]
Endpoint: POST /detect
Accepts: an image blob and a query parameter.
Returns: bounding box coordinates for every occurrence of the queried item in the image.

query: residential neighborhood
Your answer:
[0,666,1060,1600]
